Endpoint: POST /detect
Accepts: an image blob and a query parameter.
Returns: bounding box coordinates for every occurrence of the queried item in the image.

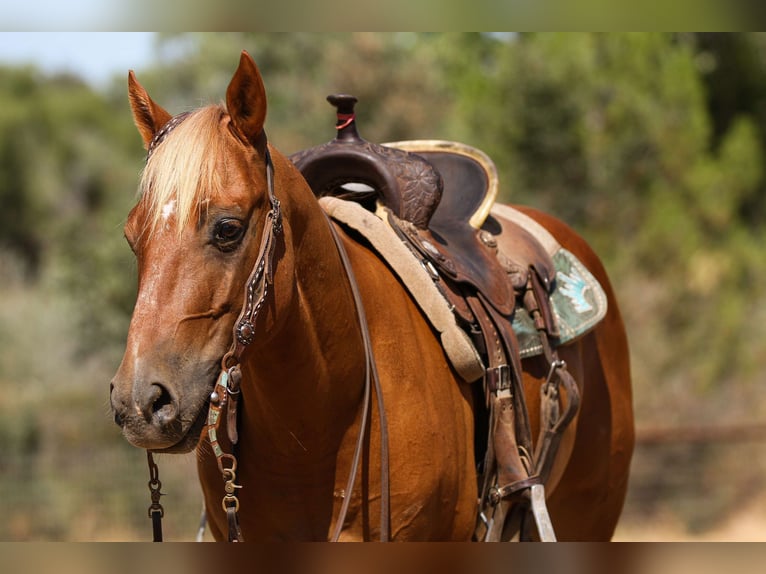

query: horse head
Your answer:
[110,52,292,453]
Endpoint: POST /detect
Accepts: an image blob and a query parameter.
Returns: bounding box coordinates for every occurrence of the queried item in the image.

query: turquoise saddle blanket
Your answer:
[513,247,607,358]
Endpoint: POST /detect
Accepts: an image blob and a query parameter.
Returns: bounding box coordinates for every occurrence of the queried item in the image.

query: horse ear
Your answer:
[226,51,267,146]
[128,70,173,149]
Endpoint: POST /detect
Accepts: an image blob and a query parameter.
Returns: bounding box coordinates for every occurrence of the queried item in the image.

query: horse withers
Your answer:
[109,51,634,541]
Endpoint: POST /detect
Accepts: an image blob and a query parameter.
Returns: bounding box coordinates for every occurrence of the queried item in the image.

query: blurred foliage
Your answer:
[1,33,766,539]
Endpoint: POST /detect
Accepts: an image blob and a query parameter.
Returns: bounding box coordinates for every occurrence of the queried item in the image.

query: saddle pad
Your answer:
[513,248,608,358]
[490,203,609,358]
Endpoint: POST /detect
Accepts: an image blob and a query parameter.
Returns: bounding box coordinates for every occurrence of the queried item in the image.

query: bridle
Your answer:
[145,125,390,542]
[196,142,282,543]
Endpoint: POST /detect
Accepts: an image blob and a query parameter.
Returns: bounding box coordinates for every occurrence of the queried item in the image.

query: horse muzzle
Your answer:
[109,376,206,453]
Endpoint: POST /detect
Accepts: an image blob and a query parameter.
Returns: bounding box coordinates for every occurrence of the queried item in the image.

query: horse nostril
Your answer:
[148,383,177,424]
[110,381,127,427]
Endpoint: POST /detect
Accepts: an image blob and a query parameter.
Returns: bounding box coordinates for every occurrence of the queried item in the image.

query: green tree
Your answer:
[435,32,766,401]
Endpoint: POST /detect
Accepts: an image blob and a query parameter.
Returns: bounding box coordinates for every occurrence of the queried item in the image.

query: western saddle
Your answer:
[289,95,580,542]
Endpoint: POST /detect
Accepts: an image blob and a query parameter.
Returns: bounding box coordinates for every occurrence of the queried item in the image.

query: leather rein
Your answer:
[147,136,390,542]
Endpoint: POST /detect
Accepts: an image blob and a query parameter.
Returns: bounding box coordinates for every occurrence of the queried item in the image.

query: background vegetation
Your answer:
[1,32,765,540]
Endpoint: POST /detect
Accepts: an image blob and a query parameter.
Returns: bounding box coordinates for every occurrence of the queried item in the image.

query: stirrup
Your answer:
[528,484,556,541]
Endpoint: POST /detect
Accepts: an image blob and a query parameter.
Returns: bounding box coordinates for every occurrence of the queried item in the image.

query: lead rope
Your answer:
[146,451,165,542]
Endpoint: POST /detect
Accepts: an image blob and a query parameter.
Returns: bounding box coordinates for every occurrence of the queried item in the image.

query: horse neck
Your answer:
[238,148,366,463]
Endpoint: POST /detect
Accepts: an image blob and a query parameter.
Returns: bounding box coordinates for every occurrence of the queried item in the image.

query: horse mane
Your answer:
[139,104,228,236]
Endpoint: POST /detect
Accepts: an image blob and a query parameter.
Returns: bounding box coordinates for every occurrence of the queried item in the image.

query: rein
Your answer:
[146,136,390,542]
[324,215,391,542]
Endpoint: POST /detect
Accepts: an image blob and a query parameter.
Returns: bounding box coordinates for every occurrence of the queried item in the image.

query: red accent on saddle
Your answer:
[335,113,355,130]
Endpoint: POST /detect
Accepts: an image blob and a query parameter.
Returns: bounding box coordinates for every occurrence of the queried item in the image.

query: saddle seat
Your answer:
[289,95,555,319]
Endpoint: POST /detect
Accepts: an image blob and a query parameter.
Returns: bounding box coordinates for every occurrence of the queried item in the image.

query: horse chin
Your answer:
[149,404,208,454]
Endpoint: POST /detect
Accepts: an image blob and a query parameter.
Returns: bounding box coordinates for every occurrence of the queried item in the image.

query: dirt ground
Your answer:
[614,491,766,541]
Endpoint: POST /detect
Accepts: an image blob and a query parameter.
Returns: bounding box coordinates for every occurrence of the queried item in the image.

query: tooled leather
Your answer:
[290,140,442,229]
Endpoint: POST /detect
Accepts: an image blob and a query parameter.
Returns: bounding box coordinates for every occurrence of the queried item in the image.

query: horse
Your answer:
[109,51,634,541]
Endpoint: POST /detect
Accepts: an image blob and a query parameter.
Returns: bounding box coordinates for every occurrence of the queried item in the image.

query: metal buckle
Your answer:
[485,364,511,395]
[420,258,440,281]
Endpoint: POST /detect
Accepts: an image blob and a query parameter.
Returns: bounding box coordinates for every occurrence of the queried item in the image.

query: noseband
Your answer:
[145,124,389,542]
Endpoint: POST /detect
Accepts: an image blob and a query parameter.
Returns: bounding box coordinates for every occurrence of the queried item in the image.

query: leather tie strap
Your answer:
[226,506,244,542]
[489,476,542,505]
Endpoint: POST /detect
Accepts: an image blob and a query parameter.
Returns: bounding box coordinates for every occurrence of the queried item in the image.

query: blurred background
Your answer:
[0,32,765,541]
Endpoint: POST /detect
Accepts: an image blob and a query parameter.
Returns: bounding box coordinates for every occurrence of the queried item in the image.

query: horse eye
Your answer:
[213,218,245,250]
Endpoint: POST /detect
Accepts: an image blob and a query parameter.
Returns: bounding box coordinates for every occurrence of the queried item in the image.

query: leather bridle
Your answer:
[199,143,282,542]
[146,131,390,542]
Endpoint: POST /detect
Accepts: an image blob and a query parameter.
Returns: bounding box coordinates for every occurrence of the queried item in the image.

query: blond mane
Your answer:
[139,105,228,235]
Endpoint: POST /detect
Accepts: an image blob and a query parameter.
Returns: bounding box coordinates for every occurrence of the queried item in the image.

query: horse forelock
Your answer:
[139,104,230,236]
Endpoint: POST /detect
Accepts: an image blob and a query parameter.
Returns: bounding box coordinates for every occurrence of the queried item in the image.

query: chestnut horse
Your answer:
[110,51,634,541]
